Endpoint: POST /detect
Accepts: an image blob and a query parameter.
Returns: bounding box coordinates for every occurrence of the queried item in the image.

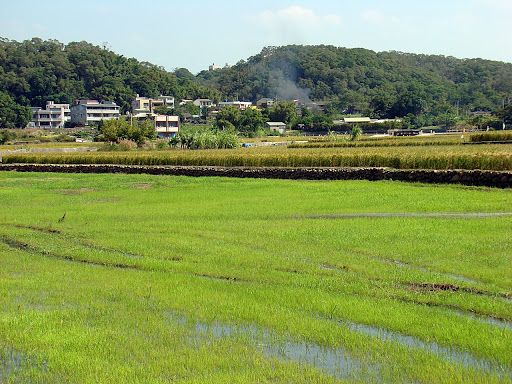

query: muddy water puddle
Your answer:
[164,311,375,381]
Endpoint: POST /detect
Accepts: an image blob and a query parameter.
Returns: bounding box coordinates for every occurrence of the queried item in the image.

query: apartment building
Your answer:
[132,95,175,116]
[154,115,180,138]
[132,96,151,115]
[70,100,120,125]
[30,101,70,129]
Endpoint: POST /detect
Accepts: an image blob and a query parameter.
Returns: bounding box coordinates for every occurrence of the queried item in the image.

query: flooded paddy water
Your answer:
[165,310,512,382]
[0,347,48,381]
[327,318,512,379]
[164,311,375,381]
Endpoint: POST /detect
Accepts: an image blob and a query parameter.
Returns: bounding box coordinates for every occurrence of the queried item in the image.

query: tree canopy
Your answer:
[1,39,512,130]
[0,37,220,115]
[197,45,512,122]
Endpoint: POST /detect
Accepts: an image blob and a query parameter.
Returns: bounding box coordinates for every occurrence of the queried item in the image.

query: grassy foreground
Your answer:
[0,172,511,383]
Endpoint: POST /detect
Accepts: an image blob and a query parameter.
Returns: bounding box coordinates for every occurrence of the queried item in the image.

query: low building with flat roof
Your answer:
[265,122,287,134]
[342,117,371,124]
[218,101,252,110]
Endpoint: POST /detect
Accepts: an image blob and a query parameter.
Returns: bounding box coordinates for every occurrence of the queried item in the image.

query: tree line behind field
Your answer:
[0,38,220,128]
[1,38,511,130]
[197,45,512,128]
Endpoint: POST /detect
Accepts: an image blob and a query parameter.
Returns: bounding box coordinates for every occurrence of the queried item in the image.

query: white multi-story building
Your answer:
[151,95,175,110]
[70,100,120,125]
[30,101,70,129]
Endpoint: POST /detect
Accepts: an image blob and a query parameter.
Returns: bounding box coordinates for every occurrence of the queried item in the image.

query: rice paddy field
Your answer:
[3,143,512,171]
[0,171,511,383]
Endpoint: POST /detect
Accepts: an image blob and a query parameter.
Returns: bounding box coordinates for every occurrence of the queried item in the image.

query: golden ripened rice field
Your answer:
[3,143,512,170]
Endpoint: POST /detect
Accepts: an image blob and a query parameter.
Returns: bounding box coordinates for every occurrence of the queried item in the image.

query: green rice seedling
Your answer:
[0,172,511,383]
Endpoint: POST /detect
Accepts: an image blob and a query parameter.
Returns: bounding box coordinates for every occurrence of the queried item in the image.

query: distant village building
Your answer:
[132,96,150,114]
[29,101,70,129]
[387,129,422,136]
[193,99,213,108]
[131,95,180,135]
[70,100,120,125]
[256,98,275,108]
[218,101,252,110]
[265,122,287,134]
[333,117,401,125]
[342,117,371,124]
[132,95,175,117]
[154,115,180,138]
[209,64,219,71]
[151,95,175,110]
[303,101,327,111]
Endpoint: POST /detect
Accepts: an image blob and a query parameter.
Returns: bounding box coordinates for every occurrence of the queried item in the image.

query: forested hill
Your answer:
[197,45,512,120]
[1,39,512,126]
[0,38,220,114]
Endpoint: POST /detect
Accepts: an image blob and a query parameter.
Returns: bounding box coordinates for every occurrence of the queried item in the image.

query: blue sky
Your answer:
[1,0,511,74]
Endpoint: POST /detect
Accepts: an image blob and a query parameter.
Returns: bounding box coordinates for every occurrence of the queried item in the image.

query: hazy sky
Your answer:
[1,0,511,74]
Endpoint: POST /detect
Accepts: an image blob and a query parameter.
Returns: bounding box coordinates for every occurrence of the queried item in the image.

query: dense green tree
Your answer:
[196,45,512,126]
[180,102,200,116]
[0,92,33,128]
[215,106,241,128]
[214,106,267,135]
[152,105,172,115]
[0,129,16,144]
[266,101,297,125]
[2,39,512,129]
[98,117,155,146]
[239,108,266,134]
[496,104,512,126]
[0,38,219,115]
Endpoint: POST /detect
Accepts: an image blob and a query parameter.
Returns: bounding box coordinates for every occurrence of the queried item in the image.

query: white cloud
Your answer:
[361,9,399,25]
[259,6,341,27]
